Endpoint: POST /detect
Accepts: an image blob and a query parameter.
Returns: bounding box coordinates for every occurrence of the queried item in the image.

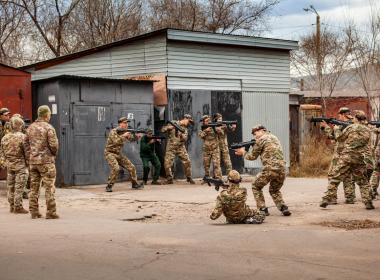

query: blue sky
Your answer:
[263,0,374,40]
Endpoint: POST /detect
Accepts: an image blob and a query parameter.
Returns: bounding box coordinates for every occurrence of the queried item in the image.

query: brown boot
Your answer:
[46,213,60,219]
[31,212,43,219]
[14,207,29,214]
[10,206,14,213]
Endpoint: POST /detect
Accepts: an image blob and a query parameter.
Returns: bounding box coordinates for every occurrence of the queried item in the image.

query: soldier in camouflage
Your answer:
[320,110,375,210]
[161,114,195,184]
[319,107,356,204]
[104,117,144,192]
[235,125,291,216]
[0,116,29,214]
[199,115,222,180]
[25,105,60,219]
[210,170,266,224]
[213,113,236,175]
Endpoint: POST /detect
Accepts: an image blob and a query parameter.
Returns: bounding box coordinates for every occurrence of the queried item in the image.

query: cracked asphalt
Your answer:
[1,177,380,280]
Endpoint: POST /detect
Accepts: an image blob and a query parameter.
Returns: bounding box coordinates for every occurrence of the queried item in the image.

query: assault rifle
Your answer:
[201,120,238,131]
[202,177,229,191]
[310,117,351,129]
[167,120,185,136]
[115,127,147,135]
[369,121,380,128]
[147,135,166,140]
[230,139,256,151]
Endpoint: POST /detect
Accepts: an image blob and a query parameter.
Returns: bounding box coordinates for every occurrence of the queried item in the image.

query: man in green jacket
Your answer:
[140,128,162,185]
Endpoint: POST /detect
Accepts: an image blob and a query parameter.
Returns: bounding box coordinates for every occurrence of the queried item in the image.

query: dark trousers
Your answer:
[141,155,161,182]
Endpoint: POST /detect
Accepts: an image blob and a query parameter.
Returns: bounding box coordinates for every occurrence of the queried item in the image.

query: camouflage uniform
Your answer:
[198,127,222,179]
[161,121,192,180]
[0,121,11,168]
[322,125,356,203]
[245,132,287,211]
[324,123,373,208]
[104,128,138,185]
[210,183,265,224]
[216,125,234,175]
[1,128,28,212]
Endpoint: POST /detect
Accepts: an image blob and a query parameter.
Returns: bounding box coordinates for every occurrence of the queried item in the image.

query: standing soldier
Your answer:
[210,170,266,224]
[161,114,195,184]
[234,125,291,216]
[0,116,29,214]
[104,117,144,192]
[321,110,375,210]
[213,113,236,175]
[25,105,59,219]
[139,128,162,185]
[199,115,222,180]
[319,107,356,204]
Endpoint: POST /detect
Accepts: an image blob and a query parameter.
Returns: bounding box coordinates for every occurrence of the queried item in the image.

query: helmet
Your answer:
[228,170,242,183]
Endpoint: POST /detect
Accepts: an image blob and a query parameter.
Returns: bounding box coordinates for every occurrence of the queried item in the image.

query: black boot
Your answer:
[105,184,113,192]
[132,181,144,189]
[280,205,291,216]
[259,207,270,216]
[187,177,195,184]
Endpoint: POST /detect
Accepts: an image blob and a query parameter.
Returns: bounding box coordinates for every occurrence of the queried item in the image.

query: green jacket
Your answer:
[140,135,155,158]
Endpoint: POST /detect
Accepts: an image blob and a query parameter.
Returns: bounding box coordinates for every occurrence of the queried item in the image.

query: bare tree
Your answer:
[291,26,355,113]
[2,0,81,57]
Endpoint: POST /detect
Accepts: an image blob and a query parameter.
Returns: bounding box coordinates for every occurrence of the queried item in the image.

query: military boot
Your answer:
[151,180,162,185]
[259,207,270,216]
[14,207,28,214]
[319,199,331,208]
[46,213,60,219]
[187,177,196,184]
[31,212,43,219]
[166,178,174,184]
[345,199,355,204]
[365,201,375,210]
[132,181,144,189]
[105,184,113,192]
[280,205,291,216]
[9,206,14,213]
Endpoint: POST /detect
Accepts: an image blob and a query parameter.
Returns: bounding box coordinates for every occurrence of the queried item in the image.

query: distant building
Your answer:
[21,28,298,183]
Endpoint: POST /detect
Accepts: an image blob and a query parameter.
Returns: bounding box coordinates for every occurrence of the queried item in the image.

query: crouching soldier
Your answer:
[235,125,291,216]
[105,117,144,192]
[210,170,266,224]
[0,116,29,214]
[140,128,162,185]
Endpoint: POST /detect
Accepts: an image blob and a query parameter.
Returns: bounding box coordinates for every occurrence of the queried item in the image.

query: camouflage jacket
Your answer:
[210,184,263,224]
[25,119,59,165]
[340,123,370,162]
[245,132,285,170]
[322,125,345,155]
[161,121,188,147]
[0,131,28,171]
[104,128,133,155]
[216,125,235,149]
[198,127,219,151]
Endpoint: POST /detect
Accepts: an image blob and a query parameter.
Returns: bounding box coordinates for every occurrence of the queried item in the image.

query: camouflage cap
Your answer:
[228,170,241,183]
[200,115,210,122]
[10,116,24,130]
[146,128,153,134]
[0,107,10,116]
[183,114,194,124]
[353,110,367,120]
[37,105,51,117]
[118,117,131,123]
[251,124,266,134]
[338,107,351,114]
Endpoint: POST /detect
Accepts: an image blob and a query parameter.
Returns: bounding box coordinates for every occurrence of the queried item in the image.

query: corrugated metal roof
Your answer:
[20,28,298,71]
[32,74,155,84]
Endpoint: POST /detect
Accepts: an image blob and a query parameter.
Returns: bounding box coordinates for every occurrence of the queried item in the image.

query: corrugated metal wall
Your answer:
[167,41,290,93]
[29,35,168,81]
[242,92,289,168]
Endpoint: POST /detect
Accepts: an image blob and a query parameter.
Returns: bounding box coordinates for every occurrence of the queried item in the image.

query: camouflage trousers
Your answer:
[203,147,222,179]
[252,167,286,210]
[7,167,28,209]
[370,170,379,194]
[323,155,356,202]
[29,163,57,215]
[326,156,372,205]
[164,145,192,180]
[219,145,232,175]
[227,208,266,224]
[105,152,137,185]
[141,155,161,182]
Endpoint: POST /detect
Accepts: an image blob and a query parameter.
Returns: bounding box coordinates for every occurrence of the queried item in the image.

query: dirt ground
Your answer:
[1,177,380,280]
